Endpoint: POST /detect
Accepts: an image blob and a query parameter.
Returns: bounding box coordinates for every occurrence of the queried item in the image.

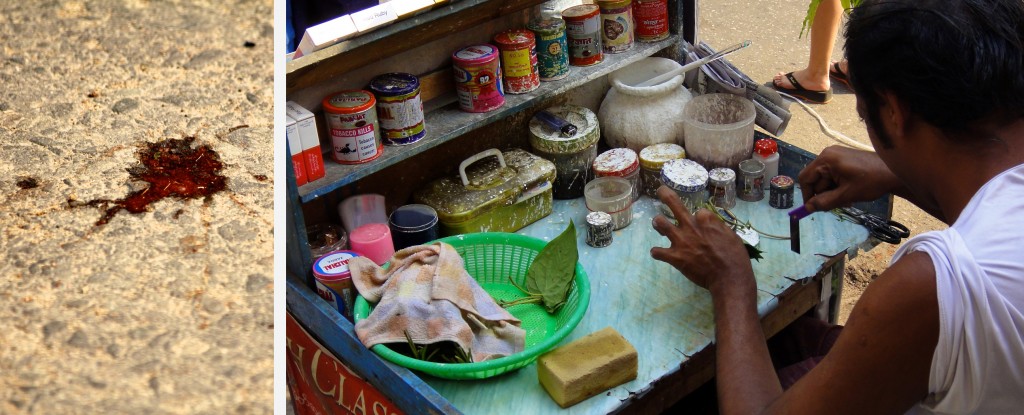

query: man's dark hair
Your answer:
[844,0,1024,145]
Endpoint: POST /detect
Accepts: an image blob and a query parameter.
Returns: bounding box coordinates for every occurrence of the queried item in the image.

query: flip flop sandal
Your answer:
[773,72,833,104]
[830,62,851,89]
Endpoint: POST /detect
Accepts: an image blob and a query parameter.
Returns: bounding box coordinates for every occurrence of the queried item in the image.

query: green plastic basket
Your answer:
[352,232,590,380]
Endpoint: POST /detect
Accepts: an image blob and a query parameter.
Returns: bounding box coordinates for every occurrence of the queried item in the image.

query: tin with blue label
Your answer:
[312,250,361,319]
[369,72,426,145]
[527,17,570,81]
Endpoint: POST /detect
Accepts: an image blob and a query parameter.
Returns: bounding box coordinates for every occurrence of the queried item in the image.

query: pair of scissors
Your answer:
[837,207,910,244]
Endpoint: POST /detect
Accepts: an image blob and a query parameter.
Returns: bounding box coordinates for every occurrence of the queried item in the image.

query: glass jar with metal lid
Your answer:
[707,167,737,209]
[660,158,708,215]
[593,147,640,201]
[528,105,600,199]
[638,143,685,198]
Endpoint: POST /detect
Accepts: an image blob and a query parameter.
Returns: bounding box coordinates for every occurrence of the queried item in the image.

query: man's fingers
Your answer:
[650,246,672,263]
[657,185,694,226]
[651,214,673,236]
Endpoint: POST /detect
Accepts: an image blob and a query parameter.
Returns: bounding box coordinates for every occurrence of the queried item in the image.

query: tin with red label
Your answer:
[368,72,426,146]
[312,250,362,319]
[634,0,670,42]
[451,44,505,113]
[322,90,384,164]
[493,29,540,94]
[597,0,634,53]
[562,4,603,66]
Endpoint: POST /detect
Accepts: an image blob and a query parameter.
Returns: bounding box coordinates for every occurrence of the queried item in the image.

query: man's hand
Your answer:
[797,146,902,213]
[650,186,755,296]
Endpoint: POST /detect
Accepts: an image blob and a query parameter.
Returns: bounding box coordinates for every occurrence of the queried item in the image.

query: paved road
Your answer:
[1,1,274,414]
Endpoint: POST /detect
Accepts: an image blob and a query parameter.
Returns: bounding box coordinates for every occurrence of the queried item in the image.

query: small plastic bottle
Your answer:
[752,138,779,188]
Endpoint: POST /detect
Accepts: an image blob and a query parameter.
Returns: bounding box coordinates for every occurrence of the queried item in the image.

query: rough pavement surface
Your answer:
[0,1,274,414]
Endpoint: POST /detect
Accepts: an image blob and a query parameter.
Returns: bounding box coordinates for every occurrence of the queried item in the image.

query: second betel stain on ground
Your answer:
[82,137,227,225]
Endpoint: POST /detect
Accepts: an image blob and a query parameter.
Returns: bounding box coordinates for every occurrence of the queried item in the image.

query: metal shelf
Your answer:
[296,36,678,202]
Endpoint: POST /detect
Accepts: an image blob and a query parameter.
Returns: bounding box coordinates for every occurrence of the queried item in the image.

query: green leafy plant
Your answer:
[800,0,863,38]
[699,201,792,261]
[499,220,578,313]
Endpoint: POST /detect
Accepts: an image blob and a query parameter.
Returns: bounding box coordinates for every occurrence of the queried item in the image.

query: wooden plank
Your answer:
[286,275,463,415]
[287,0,547,94]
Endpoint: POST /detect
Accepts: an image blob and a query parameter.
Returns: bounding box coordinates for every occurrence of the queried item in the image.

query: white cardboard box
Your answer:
[285,101,326,182]
[286,115,308,186]
[350,3,398,33]
[294,14,357,59]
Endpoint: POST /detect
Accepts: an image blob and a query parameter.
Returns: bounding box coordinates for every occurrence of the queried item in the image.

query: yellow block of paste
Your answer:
[537,327,638,408]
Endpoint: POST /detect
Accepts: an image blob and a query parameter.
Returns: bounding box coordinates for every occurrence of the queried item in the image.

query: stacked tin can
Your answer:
[368,73,426,146]
[593,148,641,202]
[596,0,634,53]
[638,143,685,198]
[528,105,600,199]
[527,17,570,81]
[493,29,541,94]
[451,44,505,113]
[633,0,670,42]
[661,159,709,215]
[562,4,603,66]
[322,90,384,164]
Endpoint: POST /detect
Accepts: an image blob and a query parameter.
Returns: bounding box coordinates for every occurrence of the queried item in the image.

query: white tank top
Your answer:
[896,163,1024,414]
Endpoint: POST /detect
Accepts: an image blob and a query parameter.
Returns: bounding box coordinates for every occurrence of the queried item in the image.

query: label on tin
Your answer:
[326,111,382,164]
[634,0,669,41]
[599,5,634,53]
[377,92,425,145]
[533,28,569,80]
[453,45,505,112]
[565,15,602,66]
[313,251,358,278]
[314,280,354,319]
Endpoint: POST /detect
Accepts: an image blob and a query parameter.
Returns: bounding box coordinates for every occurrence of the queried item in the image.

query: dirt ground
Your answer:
[697,0,947,325]
[0,1,274,414]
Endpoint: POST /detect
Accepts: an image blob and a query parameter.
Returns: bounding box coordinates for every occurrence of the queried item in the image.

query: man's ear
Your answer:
[880,90,911,139]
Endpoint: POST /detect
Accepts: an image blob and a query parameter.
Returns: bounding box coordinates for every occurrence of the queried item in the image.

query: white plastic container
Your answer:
[682,93,756,172]
[752,138,780,189]
[584,177,633,230]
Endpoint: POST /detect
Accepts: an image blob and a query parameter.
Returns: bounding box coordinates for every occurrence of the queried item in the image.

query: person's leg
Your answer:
[767,315,844,389]
[774,0,844,93]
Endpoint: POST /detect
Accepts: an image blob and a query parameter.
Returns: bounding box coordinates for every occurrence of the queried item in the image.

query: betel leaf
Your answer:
[526,220,578,313]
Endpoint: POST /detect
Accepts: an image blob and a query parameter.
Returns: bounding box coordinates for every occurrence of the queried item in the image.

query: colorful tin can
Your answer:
[597,0,634,53]
[562,4,603,66]
[368,72,426,146]
[527,17,570,81]
[312,250,362,320]
[451,44,505,113]
[634,0,670,42]
[769,175,795,209]
[493,30,540,94]
[322,90,383,165]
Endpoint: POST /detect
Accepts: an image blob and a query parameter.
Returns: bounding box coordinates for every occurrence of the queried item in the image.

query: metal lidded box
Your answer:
[414,148,556,235]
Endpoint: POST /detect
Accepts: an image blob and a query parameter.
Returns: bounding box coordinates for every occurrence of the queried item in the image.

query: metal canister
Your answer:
[493,29,540,94]
[634,0,670,42]
[661,158,709,215]
[322,90,383,165]
[368,73,426,146]
[528,105,600,199]
[708,167,737,209]
[527,17,570,81]
[769,175,795,209]
[451,44,505,113]
[596,0,634,53]
[562,4,603,66]
[737,158,766,202]
[638,143,685,199]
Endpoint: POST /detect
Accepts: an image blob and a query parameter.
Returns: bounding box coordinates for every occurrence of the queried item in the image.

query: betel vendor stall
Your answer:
[283,0,895,413]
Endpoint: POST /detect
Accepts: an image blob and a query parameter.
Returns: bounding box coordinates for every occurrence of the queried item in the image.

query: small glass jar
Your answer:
[529,105,600,199]
[737,159,766,202]
[639,143,685,199]
[593,148,641,202]
[584,176,633,230]
[769,175,795,209]
[707,167,737,209]
[660,159,708,216]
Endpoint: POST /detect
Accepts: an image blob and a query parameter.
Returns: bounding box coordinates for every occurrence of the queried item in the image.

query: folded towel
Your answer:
[350,242,525,362]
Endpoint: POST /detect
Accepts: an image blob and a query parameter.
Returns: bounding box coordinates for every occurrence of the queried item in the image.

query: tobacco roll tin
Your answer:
[528,105,600,199]
[414,148,556,236]
[527,17,570,81]
[368,72,426,145]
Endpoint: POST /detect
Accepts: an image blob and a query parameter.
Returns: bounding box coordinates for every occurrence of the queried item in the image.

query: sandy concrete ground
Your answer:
[697,0,945,324]
[0,1,274,414]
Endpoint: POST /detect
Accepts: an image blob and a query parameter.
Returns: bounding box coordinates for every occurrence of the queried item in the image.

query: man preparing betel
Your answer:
[651,0,1024,413]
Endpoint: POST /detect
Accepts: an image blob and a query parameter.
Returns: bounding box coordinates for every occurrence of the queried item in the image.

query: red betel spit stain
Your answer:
[83,137,227,226]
